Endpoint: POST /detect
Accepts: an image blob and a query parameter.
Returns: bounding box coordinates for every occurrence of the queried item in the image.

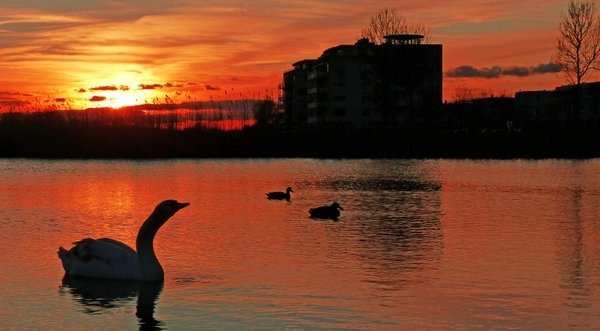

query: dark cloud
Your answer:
[205,84,221,91]
[87,85,129,91]
[531,63,560,74]
[502,66,530,77]
[76,88,87,93]
[54,98,67,102]
[90,85,118,91]
[446,63,560,79]
[139,83,163,90]
[163,82,184,88]
[446,66,502,78]
[90,96,106,102]
[186,81,198,86]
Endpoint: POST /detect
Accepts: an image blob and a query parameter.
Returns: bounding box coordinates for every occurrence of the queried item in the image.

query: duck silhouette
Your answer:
[58,200,190,281]
[266,187,294,201]
[309,202,343,220]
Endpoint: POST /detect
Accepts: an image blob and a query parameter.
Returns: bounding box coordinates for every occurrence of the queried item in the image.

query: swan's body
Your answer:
[58,200,189,281]
[266,187,293,201]
[309,202,343,220]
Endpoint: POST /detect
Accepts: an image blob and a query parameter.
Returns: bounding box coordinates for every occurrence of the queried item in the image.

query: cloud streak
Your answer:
[139,83,163,90]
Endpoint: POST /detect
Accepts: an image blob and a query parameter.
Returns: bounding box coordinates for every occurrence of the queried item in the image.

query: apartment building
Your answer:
[282,35,442,127]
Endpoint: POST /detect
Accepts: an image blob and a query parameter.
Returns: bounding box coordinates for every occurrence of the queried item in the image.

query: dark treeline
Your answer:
[1,110,599,158]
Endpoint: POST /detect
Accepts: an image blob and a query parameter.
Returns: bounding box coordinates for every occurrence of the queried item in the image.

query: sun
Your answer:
[80,69,163,108]
[109,90,141,108]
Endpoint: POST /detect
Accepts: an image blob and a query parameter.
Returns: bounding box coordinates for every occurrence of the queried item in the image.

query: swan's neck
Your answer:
[136,210,169,281]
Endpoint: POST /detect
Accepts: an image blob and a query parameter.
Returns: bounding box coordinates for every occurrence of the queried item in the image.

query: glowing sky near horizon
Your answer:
[0,0,583,110]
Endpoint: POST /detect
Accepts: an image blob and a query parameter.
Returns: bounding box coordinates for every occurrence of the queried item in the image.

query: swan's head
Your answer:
[286,187,294,193]
[154,200,190,219]
[331,202,343,210]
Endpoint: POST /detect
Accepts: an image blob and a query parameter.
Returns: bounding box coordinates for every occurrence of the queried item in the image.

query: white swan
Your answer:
[58,200,190,281]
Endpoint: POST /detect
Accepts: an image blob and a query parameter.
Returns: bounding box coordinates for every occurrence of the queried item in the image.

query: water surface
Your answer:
[0,159,599,329]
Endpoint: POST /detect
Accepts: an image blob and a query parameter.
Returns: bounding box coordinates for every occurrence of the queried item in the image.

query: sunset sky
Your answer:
[0,0,584,110]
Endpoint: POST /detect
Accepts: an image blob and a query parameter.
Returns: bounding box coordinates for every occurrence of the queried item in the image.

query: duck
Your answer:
[266,186,294,201]
[58,199,190,281]
[309,202,343,220]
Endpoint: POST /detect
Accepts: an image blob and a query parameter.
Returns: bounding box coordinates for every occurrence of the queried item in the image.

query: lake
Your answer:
[0,159,599,330]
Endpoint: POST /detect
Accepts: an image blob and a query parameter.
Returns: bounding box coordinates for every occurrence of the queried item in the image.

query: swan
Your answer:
[266,186,293,201]
[309,202,343,220]
[61,277,164,328]
[58,200,190,281]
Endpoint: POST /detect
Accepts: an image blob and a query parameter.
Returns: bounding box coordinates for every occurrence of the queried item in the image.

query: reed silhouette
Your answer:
[1,93,600,158]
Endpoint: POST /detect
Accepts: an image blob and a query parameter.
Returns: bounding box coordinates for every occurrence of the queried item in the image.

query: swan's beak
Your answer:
[338,206,344,210]
[176,202,190,210]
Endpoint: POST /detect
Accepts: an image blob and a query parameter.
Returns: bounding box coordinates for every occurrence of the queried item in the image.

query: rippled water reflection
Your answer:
[0,159,599,329]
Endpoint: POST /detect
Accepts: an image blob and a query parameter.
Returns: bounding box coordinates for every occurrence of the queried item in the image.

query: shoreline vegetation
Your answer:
[1,108,599,159]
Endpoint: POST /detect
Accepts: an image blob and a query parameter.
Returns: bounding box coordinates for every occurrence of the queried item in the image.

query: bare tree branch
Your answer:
[361,8,431,45]
[554,0,600,85]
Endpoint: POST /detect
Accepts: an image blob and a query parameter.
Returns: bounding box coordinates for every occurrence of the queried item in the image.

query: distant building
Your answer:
[443,97,515,131]
[282,35,443,127]
[514,90,556,124]
[515,82,600,127]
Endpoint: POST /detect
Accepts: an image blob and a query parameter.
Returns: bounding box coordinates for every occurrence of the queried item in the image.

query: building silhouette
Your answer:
[283,35,442,128]
[516,82,600,127]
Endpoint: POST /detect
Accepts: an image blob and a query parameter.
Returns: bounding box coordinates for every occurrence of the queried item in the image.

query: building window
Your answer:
[332,80,345,87]
[333,108,346,116]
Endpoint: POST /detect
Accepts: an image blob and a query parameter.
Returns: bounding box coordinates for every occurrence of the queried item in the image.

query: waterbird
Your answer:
[61,277,163,328]
[309,202,343,220]
[266,186,294,201]
[58,200,190,281]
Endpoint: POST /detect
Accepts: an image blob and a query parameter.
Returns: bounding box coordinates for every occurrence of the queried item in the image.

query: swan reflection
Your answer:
[60,277,164,330]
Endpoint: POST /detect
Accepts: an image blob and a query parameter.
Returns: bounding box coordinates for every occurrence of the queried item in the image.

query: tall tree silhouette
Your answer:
[253,99,279,127]
[361,8,431,45]
[555,0,600,85]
